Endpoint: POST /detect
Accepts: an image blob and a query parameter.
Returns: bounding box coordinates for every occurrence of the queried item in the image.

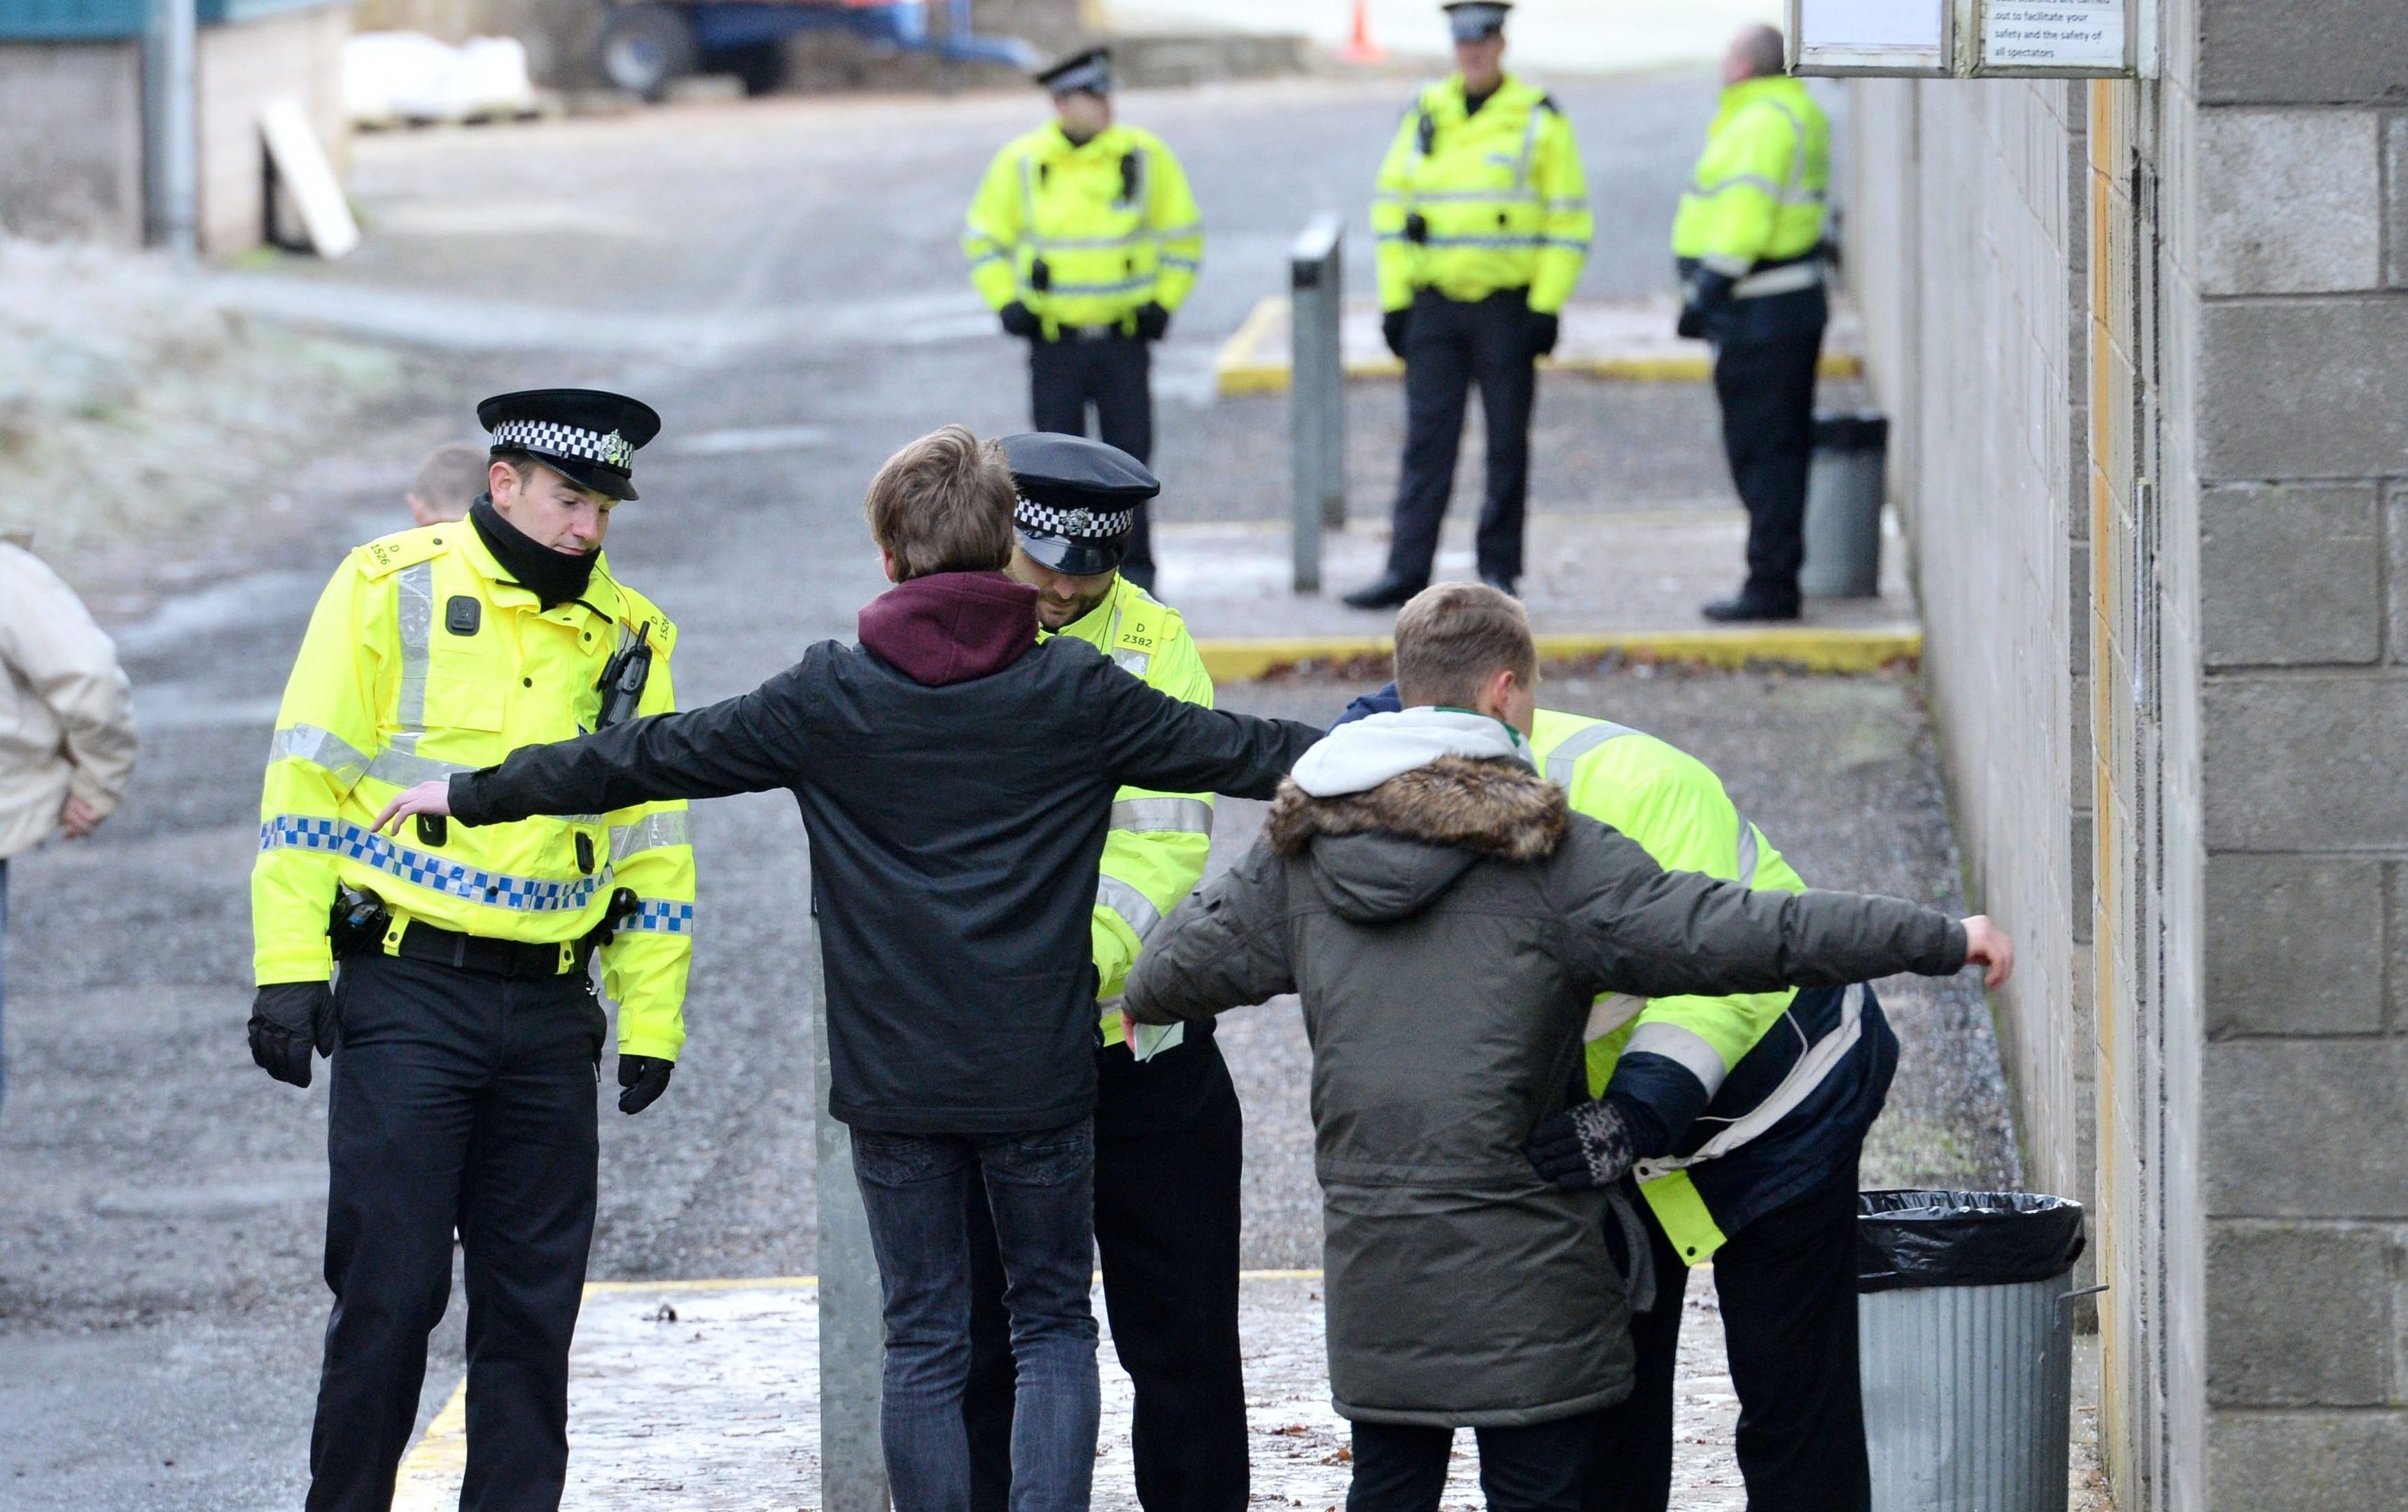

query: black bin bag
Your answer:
[1856,1189,2086,1293]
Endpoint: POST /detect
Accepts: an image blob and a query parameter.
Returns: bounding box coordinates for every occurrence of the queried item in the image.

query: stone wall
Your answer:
[1847,0,2408,1504]
[0,41,146,244]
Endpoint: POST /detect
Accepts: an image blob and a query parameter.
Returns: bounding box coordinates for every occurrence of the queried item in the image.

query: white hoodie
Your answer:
[1288,706,1532,797]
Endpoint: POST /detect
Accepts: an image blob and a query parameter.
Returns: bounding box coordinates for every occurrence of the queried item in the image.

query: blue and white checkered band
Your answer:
[490,418,636,470]
[1045,55,1110,94]
[1016,498,1133,540]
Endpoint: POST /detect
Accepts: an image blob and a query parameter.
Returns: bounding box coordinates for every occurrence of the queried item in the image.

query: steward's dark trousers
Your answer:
[1711,323,1826,609]
[309,951,603,1512]
[1583,1164,1869,1512]
[1385,287,1538,587]
[1348,1414,1592,1512]
[965,1032,1248,1512]
[1029,332,1157,587]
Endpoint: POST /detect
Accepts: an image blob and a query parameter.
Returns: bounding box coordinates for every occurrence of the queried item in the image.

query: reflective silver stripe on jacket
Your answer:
[267,724,372,788]
[1735,816,1761,886]
[1095,875,1164,941]
[390,562,435,762]
[1625,1021,1730,1098]
[610,811,692,858]
[365,748,475,788]
[1542,721,1640,788]
[1637,983,1865,1180]
[1111,797,1213,835]
[1732,261,1823,300]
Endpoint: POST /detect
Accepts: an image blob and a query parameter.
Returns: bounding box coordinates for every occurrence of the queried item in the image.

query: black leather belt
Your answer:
[396,919,579,979]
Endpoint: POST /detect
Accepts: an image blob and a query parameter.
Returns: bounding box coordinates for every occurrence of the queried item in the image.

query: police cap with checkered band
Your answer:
[475,388,663,502]
[1443,1,1511,42]
[1035,46,1111,97]
[1002,432,1159,578]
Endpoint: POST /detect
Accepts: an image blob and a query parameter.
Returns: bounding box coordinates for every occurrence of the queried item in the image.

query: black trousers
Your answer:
[1711,326,1826,608]
[1386,288,1539,586]
[1029,332,1157,588]
[1584,1166,1869,1512]
[308,951,604,1512]
[1348,1413,1592,1512]
[966,1034,1247,1512]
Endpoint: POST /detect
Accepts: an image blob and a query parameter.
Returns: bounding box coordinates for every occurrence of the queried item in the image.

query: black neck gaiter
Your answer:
[470,496,597,609]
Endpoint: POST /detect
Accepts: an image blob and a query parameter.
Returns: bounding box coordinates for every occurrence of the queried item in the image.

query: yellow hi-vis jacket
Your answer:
[1532,709,1809,1263]
[251,523,696,1061]
[964,122,1203,335]
[1371,74,1592,314]
[1670,75,1830,284]
[1040,574,1213,1053]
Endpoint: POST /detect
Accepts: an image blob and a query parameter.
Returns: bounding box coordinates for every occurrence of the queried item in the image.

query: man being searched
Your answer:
[248,389,694,1509]
[1345,1,1591,610]
[965,46,1203,594]
[368,428,1325,1512]
[407,440,489,527]
[1123,584,2013,1512]
[1676,24,1832,623]
[1339,668,1915,1509]
[965,440,1246,1512]
[0,536,139,1116]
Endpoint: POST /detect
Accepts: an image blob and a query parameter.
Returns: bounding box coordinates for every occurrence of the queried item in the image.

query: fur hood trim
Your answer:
[1266,755,1567,862]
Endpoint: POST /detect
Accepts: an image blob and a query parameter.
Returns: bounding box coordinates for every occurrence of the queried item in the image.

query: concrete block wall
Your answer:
[1846,77,2091,1211]
[197,3,350,256]
[2190,0,2408,1498]
[0,41,146,244]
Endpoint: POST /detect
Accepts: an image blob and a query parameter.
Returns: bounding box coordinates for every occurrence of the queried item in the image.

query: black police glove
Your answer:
[1381,307,1413,359]
[248,981,334,1088]
[1676,269,1737,341]
[1133,301,1172,342]
[998,300,1042,340]
[617,1054,675,1115]
[1525,1097,1637,1191]
[1527,309,1561,358]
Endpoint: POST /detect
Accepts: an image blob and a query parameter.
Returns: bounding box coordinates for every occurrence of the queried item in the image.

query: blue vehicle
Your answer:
[599,0,1040,98]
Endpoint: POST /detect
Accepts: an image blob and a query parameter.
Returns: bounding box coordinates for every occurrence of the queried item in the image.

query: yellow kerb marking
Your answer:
[1196,626,1923,682]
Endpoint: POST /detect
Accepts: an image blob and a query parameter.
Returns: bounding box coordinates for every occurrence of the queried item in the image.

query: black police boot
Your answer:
[1701,587,1802,623]
[1480,572,1518,598]
[1342,574,1426,611]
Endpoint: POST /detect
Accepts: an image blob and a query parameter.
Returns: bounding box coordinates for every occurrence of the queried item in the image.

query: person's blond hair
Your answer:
[1394,583,1537,707]
[862,426,1018,580]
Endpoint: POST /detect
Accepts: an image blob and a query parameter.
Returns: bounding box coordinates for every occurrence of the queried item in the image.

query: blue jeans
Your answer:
[852,1119,1100,1512]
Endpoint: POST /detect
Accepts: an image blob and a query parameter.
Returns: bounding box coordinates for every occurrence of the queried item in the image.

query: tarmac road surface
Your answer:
[0,73,1996,1509]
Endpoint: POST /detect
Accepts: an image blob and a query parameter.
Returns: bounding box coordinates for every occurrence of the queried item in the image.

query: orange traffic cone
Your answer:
[1341,0,1385,62]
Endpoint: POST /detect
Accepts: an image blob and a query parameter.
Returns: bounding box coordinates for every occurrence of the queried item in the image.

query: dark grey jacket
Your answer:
[453,632,1321,1134]
[1126,755,1965,1427]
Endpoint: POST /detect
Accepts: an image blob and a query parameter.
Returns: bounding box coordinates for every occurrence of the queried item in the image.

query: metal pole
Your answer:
[1289,212,1345,594]
[813,920,890,1512]
[151,0,198,262]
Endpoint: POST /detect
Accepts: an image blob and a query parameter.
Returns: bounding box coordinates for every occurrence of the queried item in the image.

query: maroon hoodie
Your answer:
[856,570,1040,687]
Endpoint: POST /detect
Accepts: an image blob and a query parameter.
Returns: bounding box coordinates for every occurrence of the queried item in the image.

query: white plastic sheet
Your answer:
[344,31,537,127]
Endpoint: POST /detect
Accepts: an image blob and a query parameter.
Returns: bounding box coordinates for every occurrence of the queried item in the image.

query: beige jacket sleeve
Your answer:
[0,545,137,852]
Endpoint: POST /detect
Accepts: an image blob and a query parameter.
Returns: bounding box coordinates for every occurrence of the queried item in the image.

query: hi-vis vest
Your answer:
[1042,575,1214,1055]
[1534,709,1852,1264]
[1670,74,1830,296]
[1371,74,1592,314]
[251,522,696,1061]
[964,122,1203,334]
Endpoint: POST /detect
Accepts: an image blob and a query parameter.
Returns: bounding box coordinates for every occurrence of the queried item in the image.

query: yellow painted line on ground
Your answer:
[1198,625,1923,682]
[1213,295,1293,396]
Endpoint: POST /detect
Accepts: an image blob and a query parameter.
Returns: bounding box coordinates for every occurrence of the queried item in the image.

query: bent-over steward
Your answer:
[1126,753,1966,1428]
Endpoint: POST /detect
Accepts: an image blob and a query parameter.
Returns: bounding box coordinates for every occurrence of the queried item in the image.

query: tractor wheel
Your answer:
[600,5,696,101]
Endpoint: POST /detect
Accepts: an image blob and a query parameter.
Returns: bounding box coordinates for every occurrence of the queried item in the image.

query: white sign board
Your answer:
[1980,0,2127,71]
[1793,0,1950,74]
[259,94,360,260]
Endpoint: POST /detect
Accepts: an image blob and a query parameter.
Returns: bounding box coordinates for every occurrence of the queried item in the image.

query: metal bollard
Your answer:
[1800,410,1888,598]
[1289,213,1346,593]
[814,920,891,1512]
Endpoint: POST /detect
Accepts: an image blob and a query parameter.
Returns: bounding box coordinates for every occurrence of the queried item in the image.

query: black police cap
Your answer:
[1002,432,1158,578]
[1035,46,1110,97]
[475,388,663,502]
